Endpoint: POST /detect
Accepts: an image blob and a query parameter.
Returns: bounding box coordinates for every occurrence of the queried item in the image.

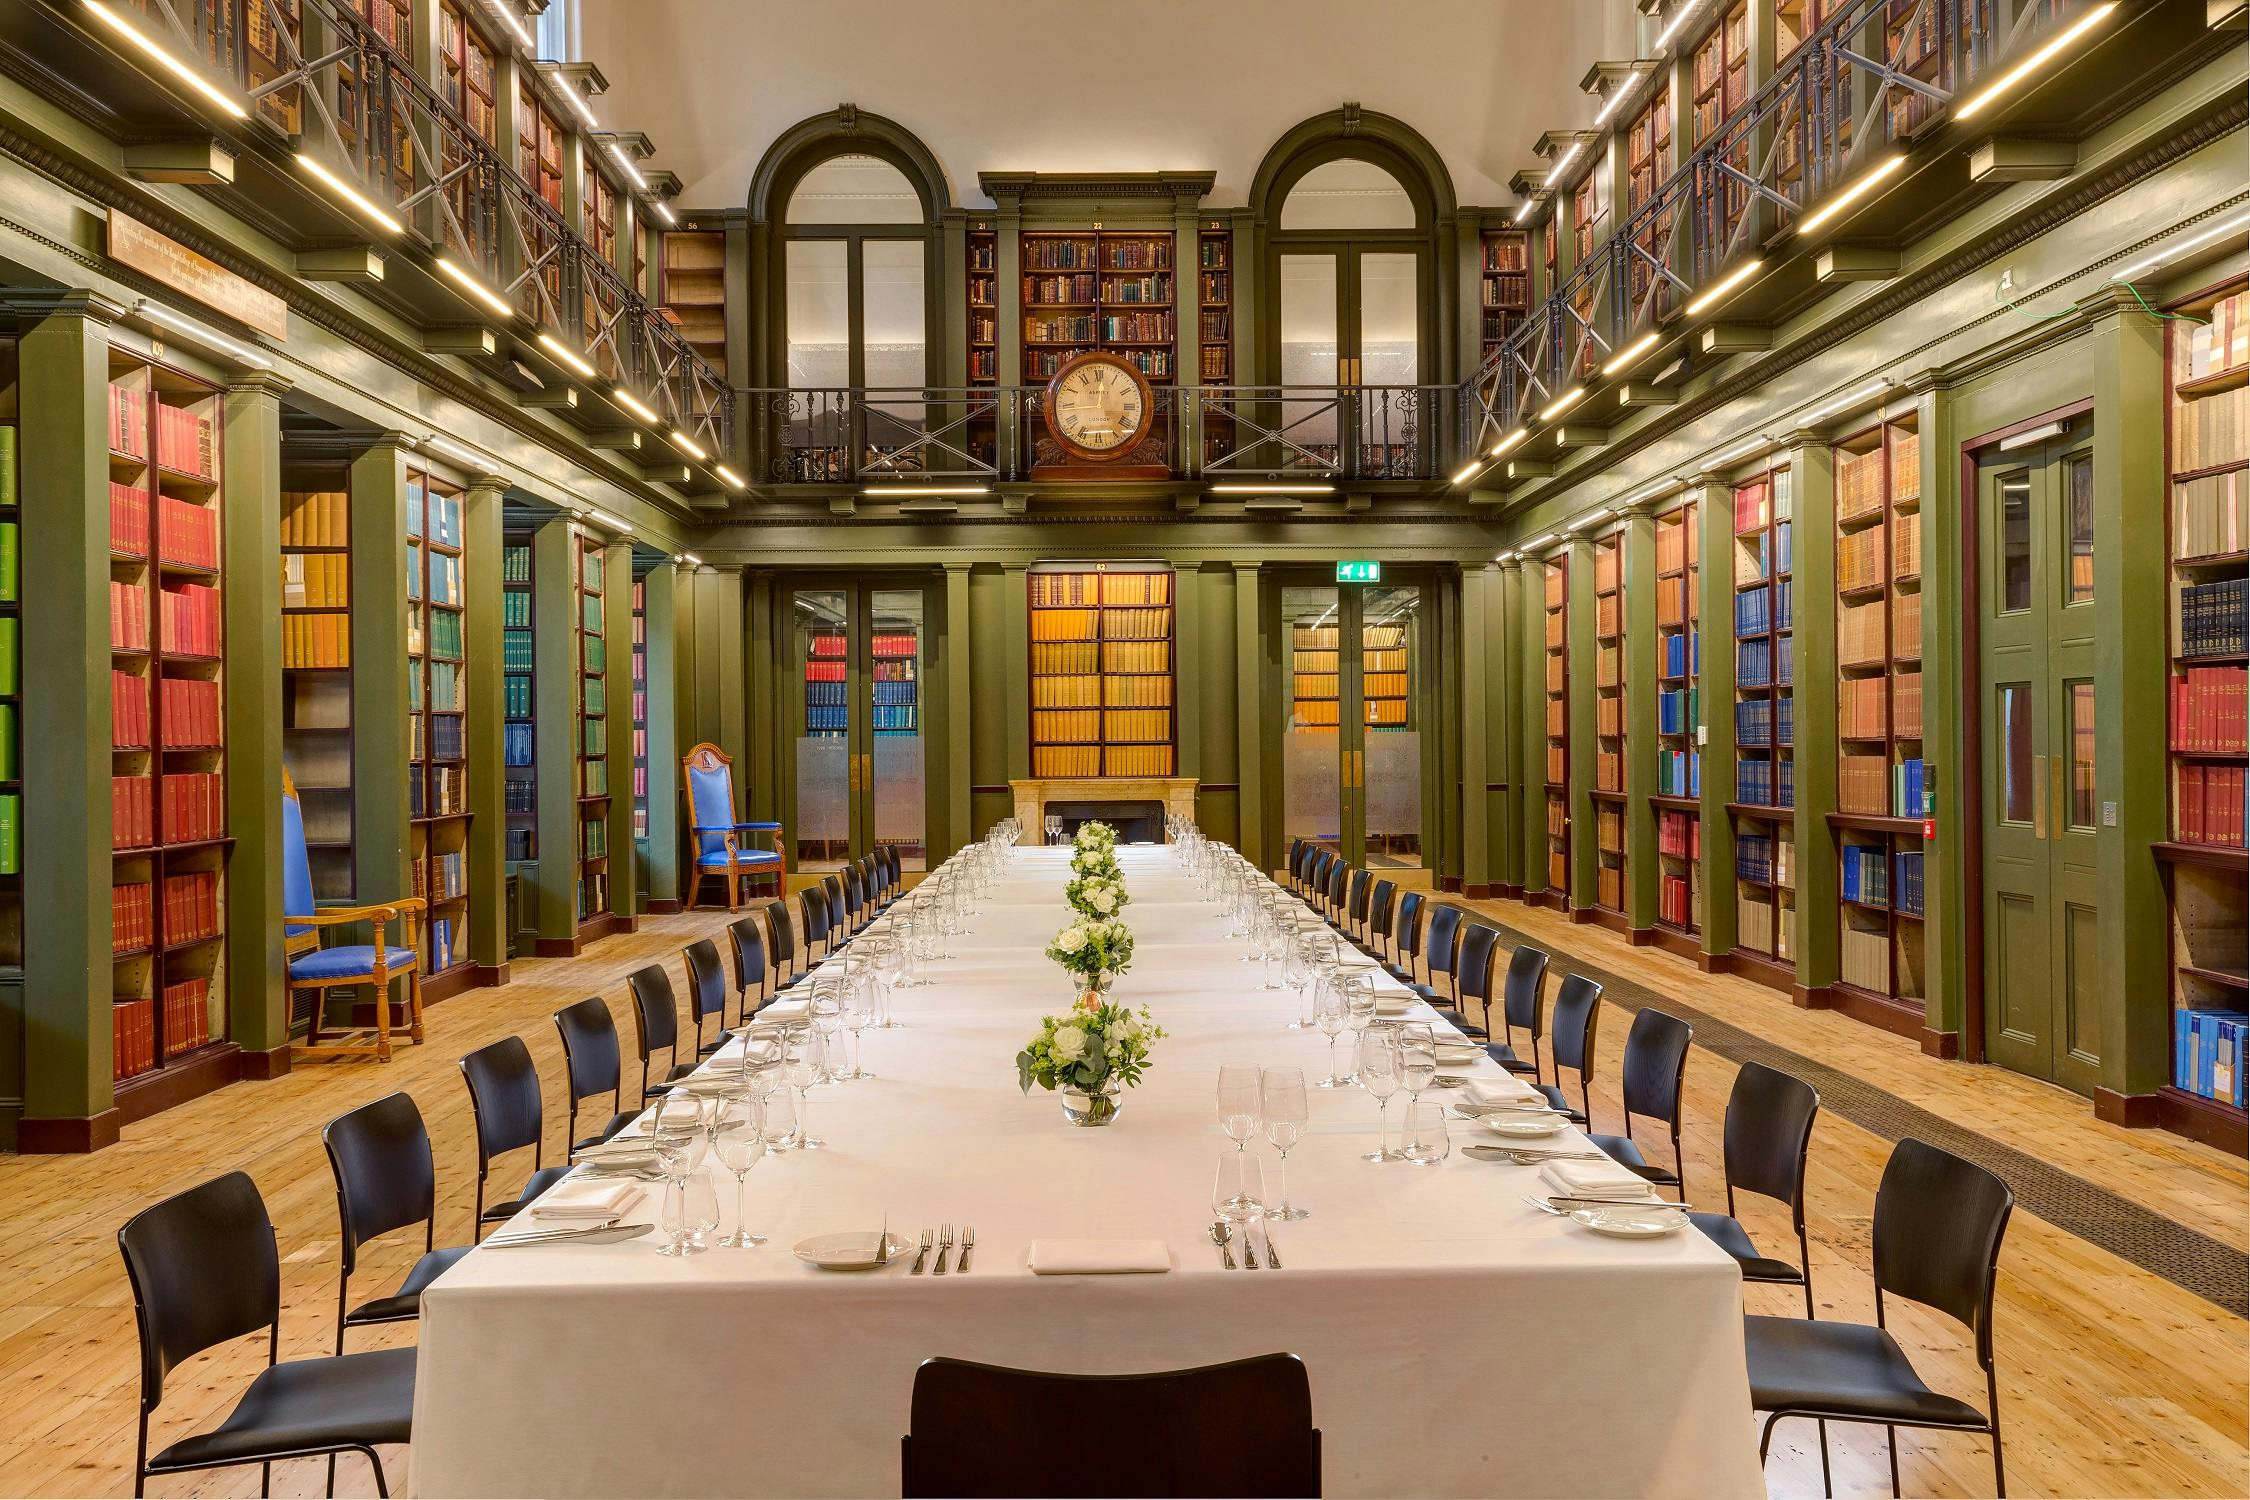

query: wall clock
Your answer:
[1042,351,1154,465]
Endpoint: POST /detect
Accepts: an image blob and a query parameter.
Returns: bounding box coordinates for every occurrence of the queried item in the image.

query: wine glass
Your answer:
[1216,1065,1262,1151]
[839,974,872,1080]
[648,1093,709,1256]
[808,978,845,1084]
[1403,1100,1453,1166]
[757,1083,798,1156]
[872,935,906,1026]
[1314,987,1349,1089]
[785,1026,827,1149]
[1212,1150,1265,1226]
[682,1170,722,1252]
[1358,1027,1405,1162]
[1393,1021,1439,1121]
[710,1096,766,1247]
[1339,972,1379,1084]
[1282,932,1316,1028]
[1260,1067,1311,1220]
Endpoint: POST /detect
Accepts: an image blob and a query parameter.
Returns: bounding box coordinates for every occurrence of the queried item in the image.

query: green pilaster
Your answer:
[1517,557,1549,896]
[1912,377,1965,1037]
[1196,565,1240,843]
[1175,565,1202,785]
[1565,537,1598,910]
[461,474,508,970]
[221,373,291,1056]
[640,563,680,906]
[1788,435,1840,998]
[1492,560,1523,893]
[995,198,1023,464]
[713,566,749,779]
[1460,562,1494,893]
[940,211,969,390]
[1623,511,1660,929]
[349,439,412,905]
[16,292,122,1132]
[2090,288,2171,1099]
[943,562,972,850]
[604,541,638,926]
[1233,562,1264,866]
[1693,479,1739,957]
[1433,575,1463,886]
[1002,565,1030,783]
[530,517,577,942]
[742,568,774,818]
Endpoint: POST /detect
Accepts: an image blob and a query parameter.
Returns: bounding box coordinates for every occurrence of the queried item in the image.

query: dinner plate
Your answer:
[1569,1204,1689,1238]
[793,1231,914,1271]
[1434,1047,1483,1066]
[1481,1113,1569,1139]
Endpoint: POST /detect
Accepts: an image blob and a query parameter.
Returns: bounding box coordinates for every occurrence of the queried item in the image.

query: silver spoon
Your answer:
[1207,1219,1236,1269]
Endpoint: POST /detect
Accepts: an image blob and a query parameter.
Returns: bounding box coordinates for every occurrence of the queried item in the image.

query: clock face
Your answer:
[1050,357,1147,455]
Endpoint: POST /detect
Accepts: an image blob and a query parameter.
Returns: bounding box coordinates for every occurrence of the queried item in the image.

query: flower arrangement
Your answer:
[1016,994,1167,1119]
[1065,870,1130,919]
[1044,915,1135,994]
[1073,820,1118,855]
[1069,820,1122,884]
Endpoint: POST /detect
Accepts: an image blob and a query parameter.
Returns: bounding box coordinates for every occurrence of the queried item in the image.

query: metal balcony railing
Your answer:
[1466,0,2090,448]
[93,0,733,455]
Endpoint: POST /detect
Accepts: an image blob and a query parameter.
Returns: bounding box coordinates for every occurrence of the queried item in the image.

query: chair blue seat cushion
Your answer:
[697,847,784,869]
[1745,1314,1988,1428]
[289,945,417,982]
[149,1346,415,1472]
[1485,1041,1538,1074]
[1690,1212,1805,1284]
[345,1245,471,1326]
[1587,1132,1679,1185]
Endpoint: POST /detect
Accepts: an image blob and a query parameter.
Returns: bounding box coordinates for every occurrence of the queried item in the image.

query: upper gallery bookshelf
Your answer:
[1730,462,1795,981]
[1479,230,1530,369]
[632,575,649,842]
[1199,223,1233,465]
[966,224,999,467]
[1028,563,1175,780]
[1833,414,1928,1016]
[1542,555,1570,899]
[0,365,18,977]
[502,531,536,863]
[660,229,727,371]
[1592,532,1627,917]
[2160,276,2248,1144]
[1020,231,1176,385]
[1654,500,1702,937]
[407,468,469,989]
[107,351,229,1084]
[576,535,609,925]
[280,468,353,901]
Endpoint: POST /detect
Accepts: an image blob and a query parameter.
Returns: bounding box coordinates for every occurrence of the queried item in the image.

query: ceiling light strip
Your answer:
[1954,3,2119,121]
[295,152,407,235]
[1682,257,1764,317]
[1794,155,1906,236]
[84,2,248,118]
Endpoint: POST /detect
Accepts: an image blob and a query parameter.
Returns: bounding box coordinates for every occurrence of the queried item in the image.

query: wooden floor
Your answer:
[0,892,2242,1499]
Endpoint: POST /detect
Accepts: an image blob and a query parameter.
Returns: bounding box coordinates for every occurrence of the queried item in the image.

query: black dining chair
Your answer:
[762,898,807,990]
[1408,903,1464,1005]
[901,1352,1320,1498]
[1446,921,1500,1039]
[1485,944,1551,1078]
[728,914,771,1017]
[1361,877,1397,959]
[553,996,635,1151]
[873,846,900,908]
[459,1036,572,1232]
[683,938,731,1056]
[1692,1060,1822,1318]
[321,1092,468,1356]
[799,885,839,960]
[1386,890,1425,981]
[1531,973,1603,1125]
[841,862,867,933]
[1748,1138,2015,1499]
[1343,868,1372,942]
[1587,1007,1693,1197]
[1285,838,1307,894]
[1321,860,1349,927]
[627,962,698,1101]
[823,872,850,936]
[119,1171,416,1499]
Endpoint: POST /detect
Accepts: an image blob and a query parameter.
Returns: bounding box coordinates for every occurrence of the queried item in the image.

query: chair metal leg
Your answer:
[261,1459,271,1497]
[1989,1376,2007,1498]
[1758,1412,1781,1461]
[1886,1424,1901,1498]
[1817,1417,1833,1497]
[364,1445,390,1498]
[327,1451,338,1497]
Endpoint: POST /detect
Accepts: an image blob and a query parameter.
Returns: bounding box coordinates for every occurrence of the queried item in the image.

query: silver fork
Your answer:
[934,1222,954,1274]
[912,1228,933,1274]
[958,1225,975,1273]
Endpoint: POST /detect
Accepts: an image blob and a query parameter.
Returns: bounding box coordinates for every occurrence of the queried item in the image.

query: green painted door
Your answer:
[787,578,939,873]
[1977,423,2102,1093]
[1275,577,1429,870]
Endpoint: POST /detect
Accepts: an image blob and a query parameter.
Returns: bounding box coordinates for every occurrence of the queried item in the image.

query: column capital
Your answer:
[942,560,974,574]
[2073,282,2146,326]
[464,472,510,498]
[222,369,295,399]
[1232,559,1260,576]
[2,289,128,325]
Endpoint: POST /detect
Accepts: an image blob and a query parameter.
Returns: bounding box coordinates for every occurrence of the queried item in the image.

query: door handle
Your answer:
[2031,754,2047,841]
[2051,753,2066,840]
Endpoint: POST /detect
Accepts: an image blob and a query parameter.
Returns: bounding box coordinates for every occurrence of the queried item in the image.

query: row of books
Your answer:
[111,670,152,748]
[1735,581,1793,636]
[1034,570,1176,608]
[1200,271,1232,304]
[113,979,214,1080]
[112,870,220,953]
[1736,756,1796,807]
[152,497,219,572]
[110,579,150,651]
[1839,922,1894,993]
[806,705,849,733]
[1201,237,1233,269]
[1837,522,1890,590]
[1025,274,1100,304]
[2179,290,2250,382]
[503,722,534,766]
[502,628,536,672]
[282,553,349,609]
[581,817,608,860]
[0,793,16,873]
[280,489,349,549]
[969,351,1000,381]
[1660,629,1701,680]
[1596,749,1624,793]
[1658,870,1697,929]
[1021,239,1172,271]
[1102,745,1176,778]
[425,916,460,975]
[503,674,535,719]
[410,551,464,609]
[503,547,533,584]
[1895,850,1926,917]
[1840,676,1892,740]
[158,676,221,749]
[416,711,465,761]
[1655,686,1697,736]
[1102,277,1170,304]
[1030,348,1172,379]
[1657,748,1700,797]
[1655,515,1700,574]
[107,384,150,462]
[110,771,221,848]
[1596,865,1624,913]
[1736,831,1797,887]
[505,827,535,860]
[2174,763,2247,846]
[1481,274,1529,307]
[2170,667,2247,754]
[410,767,466,819]
[1841,844,1892,905]
[407,484,463,548]
[1736,696,1795,746]
[1737,635,1794,687]
[1735,522,1795,582]
[2179,577,2247,656]
[159,584,221,657]
[872,707,918,733]
[804,680,852,707]
[577,871,608,918]
[2174,1008,2248,1107]
[422,849,468,902]
[1658,808,1701,859]
[282,613,351,668]
[1592,545,1621,595]
[2173,384,2248,472]
[1836,446,1890,522]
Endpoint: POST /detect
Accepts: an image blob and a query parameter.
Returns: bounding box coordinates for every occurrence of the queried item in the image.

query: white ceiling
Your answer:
[577,0,1651,216]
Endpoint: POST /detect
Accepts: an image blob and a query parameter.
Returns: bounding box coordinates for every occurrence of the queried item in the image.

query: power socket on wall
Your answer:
[1997,268,2016,294]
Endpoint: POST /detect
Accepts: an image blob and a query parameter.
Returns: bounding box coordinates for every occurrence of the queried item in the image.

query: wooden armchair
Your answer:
[283,771,425,1061]
[683,743,787,910]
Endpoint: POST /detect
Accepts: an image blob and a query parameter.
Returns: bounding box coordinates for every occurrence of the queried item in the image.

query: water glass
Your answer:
[1212,1150,1265,1224]
[1394,1021,1439,1115]
[1402,1101,1453,1167]
[1260,1067,1310,1220]
[710,1096,766,1246]
[649,1093,710,1256]
[682,1170,722,1251]
[1357,1027,1405,1162]
[1216,1064,1262,1149]
[839,978,872,1081]
[785,1027,827,1149]
[1314,988,1349,1088]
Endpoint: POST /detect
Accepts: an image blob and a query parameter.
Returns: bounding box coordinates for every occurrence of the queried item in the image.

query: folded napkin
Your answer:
[1539,1158,1655,1202]
[1465,1078,1537,1107]
[1026,1239,1171,1275]
[1374,995,1418,1016]
[758,998,811,1023]
[530,1179,640,1220]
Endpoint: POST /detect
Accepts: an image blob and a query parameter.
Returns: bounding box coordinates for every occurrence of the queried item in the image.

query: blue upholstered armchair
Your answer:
[282,772,425,1061]
[684,743,786,910]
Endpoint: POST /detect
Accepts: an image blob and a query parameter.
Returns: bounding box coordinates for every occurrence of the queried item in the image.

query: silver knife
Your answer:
[1243,1219,1261,1269]
[1263,1225,1281,1269]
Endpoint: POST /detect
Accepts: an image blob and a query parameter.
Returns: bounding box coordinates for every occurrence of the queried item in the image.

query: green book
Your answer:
[0,617,16,695]
[0,521,15,602]
[0,703,14,780]
[0,793,17,874]
[0,426,16,508]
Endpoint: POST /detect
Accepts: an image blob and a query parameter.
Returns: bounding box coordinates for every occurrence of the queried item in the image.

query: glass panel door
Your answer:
[869,588,927,872]
[793,588,851,870]
[1282,584,1346,855]
[1278,251,1340,474]
[1361,584,1422,868]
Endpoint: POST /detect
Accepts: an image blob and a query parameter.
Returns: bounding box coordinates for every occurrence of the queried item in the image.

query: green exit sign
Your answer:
[1335,560,1382,583]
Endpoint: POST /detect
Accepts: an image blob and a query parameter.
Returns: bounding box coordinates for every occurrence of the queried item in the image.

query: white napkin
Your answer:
[757,997,811,1023]
[1539,1158,1655,1202]
[1465,1078,1537,1107]
[530,1179,640,1220]
[1374,995,1418,1016]
[1026,1239,1172,1275]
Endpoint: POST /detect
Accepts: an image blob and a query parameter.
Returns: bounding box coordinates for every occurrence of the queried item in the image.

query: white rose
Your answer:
[1057,927,1087,953]
[1114,1013,1143,1043]
[1091,890,1115,913]
[1051,1025,1088,1061]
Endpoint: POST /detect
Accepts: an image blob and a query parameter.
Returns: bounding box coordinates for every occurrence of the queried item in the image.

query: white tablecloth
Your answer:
[412,848,1761,1498]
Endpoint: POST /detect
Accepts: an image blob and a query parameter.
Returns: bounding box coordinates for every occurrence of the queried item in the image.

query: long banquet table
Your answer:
[412,846,1761,1498]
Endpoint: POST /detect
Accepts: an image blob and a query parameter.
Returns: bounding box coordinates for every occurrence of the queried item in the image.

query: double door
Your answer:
[1278,579,1426,868]
[789,581,932,873]
[1977,421,2101,1091]
[1274,244,1423,474]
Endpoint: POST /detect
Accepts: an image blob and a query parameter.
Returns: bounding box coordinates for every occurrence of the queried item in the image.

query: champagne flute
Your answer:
[1260,1067,1311,1220]
[1216,1064,1262,1153]
[1358,1027,1405,1162]
[711,1095,766,1246]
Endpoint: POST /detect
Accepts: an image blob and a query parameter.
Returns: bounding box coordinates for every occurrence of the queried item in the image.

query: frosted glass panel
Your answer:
[863,240,926,390]
[1358,253,1419,386]
[871,588,926,871]
[786,239,848,388]
[1280,255,1339,465]
[1283,585,1342,852]
[786,154,922,224]
[1280,158,1415,229]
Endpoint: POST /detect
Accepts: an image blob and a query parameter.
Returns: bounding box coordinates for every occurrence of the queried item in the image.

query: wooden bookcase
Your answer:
[576,536,609,924]
[1480,230,1529,368]
[1198,222,1233,465]
[632,575,649,841]
[1730,464,1796,975]
[501,531,536,863]
[1654,500,1702,935]
[1289,621,1342,735]
[280,467,353,902]
[2158,276,2248,1146]
[966,224,999,466]
[107,352,229,1082]
[1020,231,1176,385]
[1593,532,1627,916]
[1028,563,1174,779]
[1363,620,1409,732]
[873,625,919,735]
[1288,620,1410,735]
[1542,555,1570,897]
[0,368,19,975]
[661,229,727,371]
[406,468,470,989]
[1832,415,1928,1013]
[1691,0,1751,146]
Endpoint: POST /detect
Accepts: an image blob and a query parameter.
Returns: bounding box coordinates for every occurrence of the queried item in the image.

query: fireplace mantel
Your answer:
[1011,777,1198,843]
